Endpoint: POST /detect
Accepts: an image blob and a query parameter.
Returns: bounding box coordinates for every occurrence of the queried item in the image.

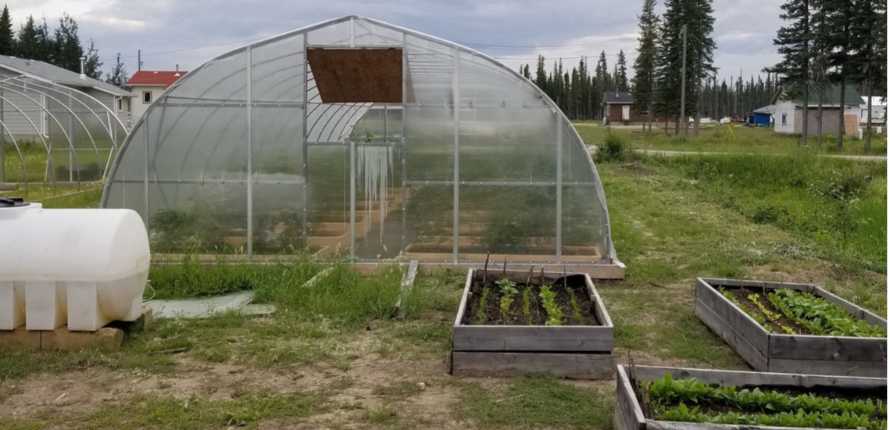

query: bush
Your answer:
[597,133,628,162]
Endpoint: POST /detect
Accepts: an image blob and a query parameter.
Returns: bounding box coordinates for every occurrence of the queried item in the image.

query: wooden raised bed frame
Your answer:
[694,277,887,377]
[615,364,887,430]
[450,268,614,379]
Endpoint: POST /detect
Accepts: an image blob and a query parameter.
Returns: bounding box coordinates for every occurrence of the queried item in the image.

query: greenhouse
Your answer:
[0,75,127,184]
[101,16,622,277]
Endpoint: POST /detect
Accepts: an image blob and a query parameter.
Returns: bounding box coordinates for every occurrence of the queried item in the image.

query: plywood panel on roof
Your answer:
[307,48,402,103]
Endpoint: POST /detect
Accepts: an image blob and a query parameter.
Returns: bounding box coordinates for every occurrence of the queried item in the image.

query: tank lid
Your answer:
[0,197,27,208]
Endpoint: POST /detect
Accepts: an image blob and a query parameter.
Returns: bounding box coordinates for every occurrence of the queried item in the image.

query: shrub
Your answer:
[597,133,628,162]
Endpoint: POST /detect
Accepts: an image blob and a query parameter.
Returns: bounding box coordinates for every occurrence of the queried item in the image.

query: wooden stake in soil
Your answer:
[482,253,490,284]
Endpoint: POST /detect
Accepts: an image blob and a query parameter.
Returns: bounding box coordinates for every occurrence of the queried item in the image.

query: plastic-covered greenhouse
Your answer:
[101,16,623,277]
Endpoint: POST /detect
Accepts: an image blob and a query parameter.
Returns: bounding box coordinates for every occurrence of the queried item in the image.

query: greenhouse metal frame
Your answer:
[101,16,624,278]
[0,75,127,184]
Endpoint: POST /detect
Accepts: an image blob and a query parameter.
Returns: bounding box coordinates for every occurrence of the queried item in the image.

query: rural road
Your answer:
[588,146,887,162]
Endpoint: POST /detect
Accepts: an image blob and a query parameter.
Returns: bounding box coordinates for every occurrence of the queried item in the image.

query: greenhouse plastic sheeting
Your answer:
[101,16,618,270]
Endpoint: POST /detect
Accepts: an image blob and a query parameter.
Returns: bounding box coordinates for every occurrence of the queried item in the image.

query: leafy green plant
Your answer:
[496,278,519,320]
[747,293,795,334]
[645,373,886,430]
[539,284,563,326]
[767,289,885,337]
[521,288,533,322]
[567,288,584,324]
[474,287,491,324]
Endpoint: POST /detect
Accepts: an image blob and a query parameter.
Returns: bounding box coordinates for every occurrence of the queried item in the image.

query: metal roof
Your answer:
[127,70,188,87]
[604,91,633,104]
[0,54,131,97]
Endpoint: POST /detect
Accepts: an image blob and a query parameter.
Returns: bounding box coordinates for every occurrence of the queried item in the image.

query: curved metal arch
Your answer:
[0,94,52,182]
[102,15,615,258]
[0,82,80,178]
[7,75,128,146]
[0,81,100,160]
[0,118,27,184]
[3,77,112,151]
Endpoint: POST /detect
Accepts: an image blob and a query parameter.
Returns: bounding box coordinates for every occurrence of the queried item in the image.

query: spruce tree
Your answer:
[596,51,610,93]
[615,50,629,92]
[774,0,812,144]
[15,15,38,59]
[655,0,716,134]
[0,5,13,56]
[83,39,102,79]
[849,0,886,152]
[106,53,127,87]
[53,14,83,72]
[632,0,659,130]
[819,0,855,149]
[35,18,53,63]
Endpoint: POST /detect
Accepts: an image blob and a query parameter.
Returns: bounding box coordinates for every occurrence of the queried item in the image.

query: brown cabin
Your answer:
[602,91,641,125]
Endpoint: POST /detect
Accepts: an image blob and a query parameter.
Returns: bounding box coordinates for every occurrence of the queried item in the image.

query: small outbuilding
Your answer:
[602,91,636,125]
[773,84,861,136]
[747,105,773,127]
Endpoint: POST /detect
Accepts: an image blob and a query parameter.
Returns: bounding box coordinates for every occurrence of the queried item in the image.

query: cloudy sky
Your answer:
[9,0,783,82]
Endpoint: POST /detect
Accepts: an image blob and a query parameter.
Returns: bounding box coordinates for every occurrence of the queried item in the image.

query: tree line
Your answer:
[519,51,629,120]
[520,0,721,134]
[0,4,129,86]
[772,0,886,149]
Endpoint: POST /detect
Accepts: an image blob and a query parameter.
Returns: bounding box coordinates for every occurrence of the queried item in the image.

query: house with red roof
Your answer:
[127,69,188,119]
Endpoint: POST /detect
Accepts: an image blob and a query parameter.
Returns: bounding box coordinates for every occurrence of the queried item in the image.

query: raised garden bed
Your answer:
[615,364,887,430]
[450,268,614,379]
[695,278,887,377]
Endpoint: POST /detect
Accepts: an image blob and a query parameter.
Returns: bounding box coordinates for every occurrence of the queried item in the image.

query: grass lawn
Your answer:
[575,121,888,155]
[1,143,886,428]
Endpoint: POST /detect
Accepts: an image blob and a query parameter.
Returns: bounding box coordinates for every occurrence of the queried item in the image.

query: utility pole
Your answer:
[137,49,143,71]
[680,24,687,136]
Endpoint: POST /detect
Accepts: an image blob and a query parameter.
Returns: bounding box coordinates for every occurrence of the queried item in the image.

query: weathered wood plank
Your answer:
[451,351,614,379]
[393,260,419,319]
[769,358,887,378]
[695,299,768,370]
[452,325,613,352]
[646,420,850,430]
[699,278,813,292]
[587,276,614,328]
[615,366,646,430]
[630,365,886,389]
[769,334,886,362]
[695,279,769,355]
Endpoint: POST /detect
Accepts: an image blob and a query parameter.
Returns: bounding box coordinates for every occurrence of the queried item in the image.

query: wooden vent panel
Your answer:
[307,48,402,103]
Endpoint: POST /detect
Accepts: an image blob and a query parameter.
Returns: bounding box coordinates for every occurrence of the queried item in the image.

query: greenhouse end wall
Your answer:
[101,16,622,277]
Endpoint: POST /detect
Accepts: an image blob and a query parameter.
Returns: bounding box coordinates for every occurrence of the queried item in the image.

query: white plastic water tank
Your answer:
[0,198,149,331]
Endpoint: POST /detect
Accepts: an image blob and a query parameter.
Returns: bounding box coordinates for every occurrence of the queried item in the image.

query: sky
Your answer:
[8,0,784,83]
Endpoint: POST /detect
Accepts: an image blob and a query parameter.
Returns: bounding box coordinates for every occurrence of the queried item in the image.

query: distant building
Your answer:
[602,91,638,125]
[0,55,132,135]
[858,96,886,125]
[127,69,188,120]
[772,84,861,136]
[747,105,774,127]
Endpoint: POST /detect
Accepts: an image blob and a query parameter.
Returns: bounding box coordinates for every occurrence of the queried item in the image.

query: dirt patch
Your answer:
[0,328,471,428]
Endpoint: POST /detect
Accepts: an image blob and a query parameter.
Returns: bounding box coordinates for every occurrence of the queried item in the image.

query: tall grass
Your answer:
[149,257,414,327]
[651,153,887,271]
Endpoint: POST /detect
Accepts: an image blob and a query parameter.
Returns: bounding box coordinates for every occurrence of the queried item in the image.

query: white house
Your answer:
[127,69,187,120]
[773,84,861,136]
